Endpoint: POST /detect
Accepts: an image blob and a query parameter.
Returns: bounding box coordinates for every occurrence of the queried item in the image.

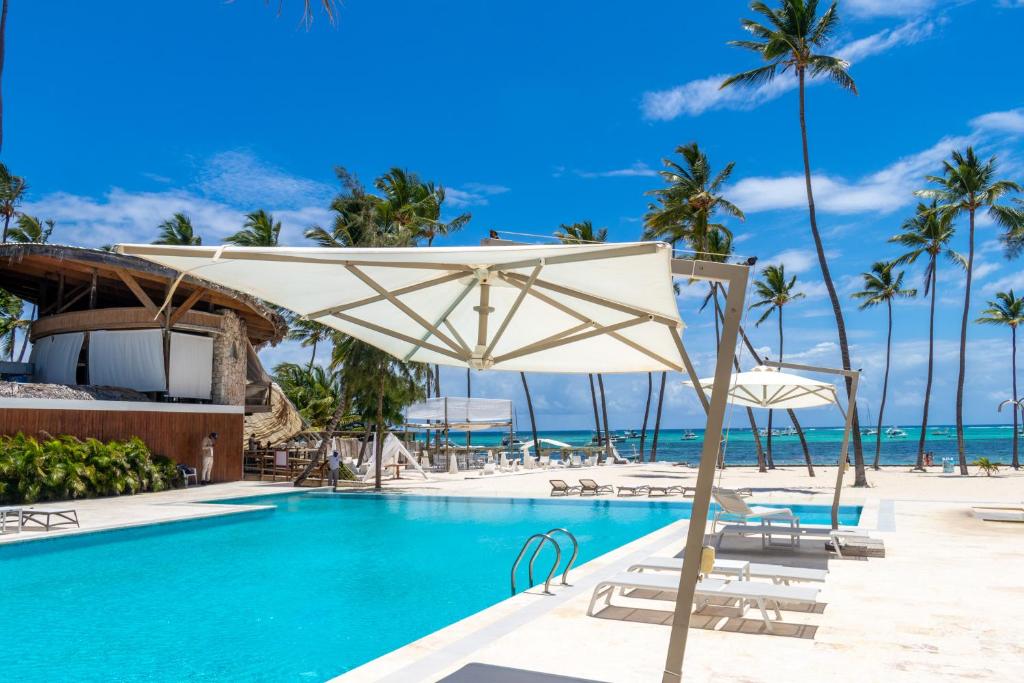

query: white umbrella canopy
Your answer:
[685,365,838,410]
[115,242,686,374]
[520,438,574,453]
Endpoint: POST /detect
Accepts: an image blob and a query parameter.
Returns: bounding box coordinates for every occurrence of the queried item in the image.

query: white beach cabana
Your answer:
[686,362,859,528]
[116,239,751,682]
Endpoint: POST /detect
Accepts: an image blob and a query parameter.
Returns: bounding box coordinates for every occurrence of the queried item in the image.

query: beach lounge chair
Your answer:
[586,571,820,632]
[549,480,582,496]
[715,523,880,556]
[617,484,650,497]
[0,506,23,534]
[712,488,798,527]
[579,479,613,496]
[20,507,79,531]
[628,556,828,585]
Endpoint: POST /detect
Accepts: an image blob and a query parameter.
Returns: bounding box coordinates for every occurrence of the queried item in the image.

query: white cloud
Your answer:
[762,248,820,275]
[197,150,333,208]
[445,183,510,207]
[970,108,1024,134]
[641,21,934,120]
[981,270,1024,295]
[729,134,972,215]
[576,162,658,179]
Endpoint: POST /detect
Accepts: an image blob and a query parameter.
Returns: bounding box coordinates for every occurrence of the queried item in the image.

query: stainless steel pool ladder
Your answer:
[509,528,579,596]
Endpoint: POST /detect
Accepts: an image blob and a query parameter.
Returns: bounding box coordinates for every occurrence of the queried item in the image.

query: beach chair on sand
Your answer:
[586,571,820,632]
[628,556,828,585]
[617,484,650,497]
[579,479,613,496]
[550,480,582,496]
[712,488,797,526]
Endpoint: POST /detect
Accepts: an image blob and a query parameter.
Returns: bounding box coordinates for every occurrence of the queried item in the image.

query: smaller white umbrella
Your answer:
[520,438,574,454]
[685,365,838,409]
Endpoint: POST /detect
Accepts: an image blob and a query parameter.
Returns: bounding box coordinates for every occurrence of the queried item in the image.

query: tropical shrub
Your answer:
[0,433,182,504]
[973,457,1000,477]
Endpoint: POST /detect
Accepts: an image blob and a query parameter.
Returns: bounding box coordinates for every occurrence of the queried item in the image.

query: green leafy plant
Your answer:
[973,457,1000,477]
[0,433,182,504]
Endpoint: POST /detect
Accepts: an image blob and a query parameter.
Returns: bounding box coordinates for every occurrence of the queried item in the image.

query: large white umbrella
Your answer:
[685,364,838,409]
[115,242,686,374]
[117,239,754,682]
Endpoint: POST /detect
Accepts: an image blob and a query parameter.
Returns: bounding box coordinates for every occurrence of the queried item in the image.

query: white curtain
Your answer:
[30,333,84,385]
[89,329,166,391]
[168,332,213,399]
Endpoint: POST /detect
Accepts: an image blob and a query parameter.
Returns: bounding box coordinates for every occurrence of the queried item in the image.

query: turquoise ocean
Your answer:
[437,424,1021,466]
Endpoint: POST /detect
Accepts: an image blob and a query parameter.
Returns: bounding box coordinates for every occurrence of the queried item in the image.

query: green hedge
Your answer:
[0,433,182,505]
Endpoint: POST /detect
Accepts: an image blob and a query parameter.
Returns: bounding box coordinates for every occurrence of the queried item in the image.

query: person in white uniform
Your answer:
[201,432,218,485]
[327,450,341,489]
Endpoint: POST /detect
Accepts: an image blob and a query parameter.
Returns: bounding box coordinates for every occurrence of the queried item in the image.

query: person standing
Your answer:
[327,450,341,490]
[201,432,218,485]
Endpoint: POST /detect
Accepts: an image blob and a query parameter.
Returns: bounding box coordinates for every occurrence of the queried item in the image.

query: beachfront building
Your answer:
[0,244,292,481]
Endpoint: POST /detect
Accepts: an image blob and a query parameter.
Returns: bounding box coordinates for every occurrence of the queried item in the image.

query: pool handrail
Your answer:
[542,527,578,586]
[511,533,561,596]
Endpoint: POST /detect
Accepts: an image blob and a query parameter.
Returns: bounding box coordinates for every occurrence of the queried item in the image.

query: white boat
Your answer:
[885,427,907,438]
[681,431,698,440]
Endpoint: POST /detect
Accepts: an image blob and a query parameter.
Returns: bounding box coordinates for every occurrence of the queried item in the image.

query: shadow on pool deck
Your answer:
[437,663,609,682]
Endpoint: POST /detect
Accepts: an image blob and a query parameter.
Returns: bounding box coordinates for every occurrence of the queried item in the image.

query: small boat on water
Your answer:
[681,430,698,440]
[863,428,878,436]
[621,429,640,439]
[931,428,950,436]
[885,427,908,438]
[501,434,523,447]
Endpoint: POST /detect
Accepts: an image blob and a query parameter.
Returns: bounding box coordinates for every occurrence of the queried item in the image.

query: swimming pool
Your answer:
[0,493,860,682]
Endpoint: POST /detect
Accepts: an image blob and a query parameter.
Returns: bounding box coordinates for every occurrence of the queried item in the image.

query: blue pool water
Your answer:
[0,493,860,682]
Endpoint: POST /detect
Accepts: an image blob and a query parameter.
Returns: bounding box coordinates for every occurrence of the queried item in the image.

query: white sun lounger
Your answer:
[712,488,798,527]
[627,556,828,585]
[716,523,874,557]
[587,572,820,632]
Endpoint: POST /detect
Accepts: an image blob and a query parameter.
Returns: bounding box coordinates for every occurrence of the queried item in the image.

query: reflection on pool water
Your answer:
[0,493,861,682]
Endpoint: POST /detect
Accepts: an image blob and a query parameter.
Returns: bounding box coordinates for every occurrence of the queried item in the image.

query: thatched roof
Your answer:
[0,380,152,401]
[0,243,287,345]
[244,382,307,445]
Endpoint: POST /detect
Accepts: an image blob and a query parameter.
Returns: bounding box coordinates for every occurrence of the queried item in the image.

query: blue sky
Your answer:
[6,0,1024,429]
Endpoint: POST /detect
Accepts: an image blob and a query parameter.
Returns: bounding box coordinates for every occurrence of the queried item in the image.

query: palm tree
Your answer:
[556,221,612,450]
[639,372,653,461]
[643,142,744,254]
[0,289,27,360]
[749,264,805,465]
[916,147,1022,474]
[976,291,1024,469]
[722,0,868,486]
[153,212,202,246]
[273,361,346,429]
[852,262,917,470]
[227,209,282,247]
[288,318,332,370]
[8,214,54,243]
[890,201,962,470]
[0,161,26,243]
[520,371,539,462]
[1000,198,1024,258]
[650,372,667,461]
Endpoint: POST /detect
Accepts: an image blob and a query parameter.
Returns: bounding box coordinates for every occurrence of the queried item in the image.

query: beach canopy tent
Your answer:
[404,396,512,431]
[116,239,752,683]
[362,433,428,482]
[684,365,838,410]
[685,362,857,529]
[114,242,687,374]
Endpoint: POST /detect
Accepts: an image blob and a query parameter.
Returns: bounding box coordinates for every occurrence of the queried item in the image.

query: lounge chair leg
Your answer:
[756,598,774,633]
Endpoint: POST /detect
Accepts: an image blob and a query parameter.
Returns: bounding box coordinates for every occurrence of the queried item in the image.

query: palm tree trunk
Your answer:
[520,372,539,463]
[1012,325,1019,469]
[955,207,975,475]
[797,67,866,486]
[598,374,611,459]
[374,373,384,491]
[465,367,471,448]
[357,426,371,465]
[424,367,432,456]
[16,303,33,362]
[875,299,894,470]
[639,372,652,462]
[434,364,441,452]
[294,399,348,485]
[915,263,937,470]
[710,284,766,468]
[650,372,666,461]
[588,374,602,445]
[307,338,318,372]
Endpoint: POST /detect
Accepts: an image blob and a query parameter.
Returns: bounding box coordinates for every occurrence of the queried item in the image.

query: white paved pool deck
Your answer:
[4,464,1023,681]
